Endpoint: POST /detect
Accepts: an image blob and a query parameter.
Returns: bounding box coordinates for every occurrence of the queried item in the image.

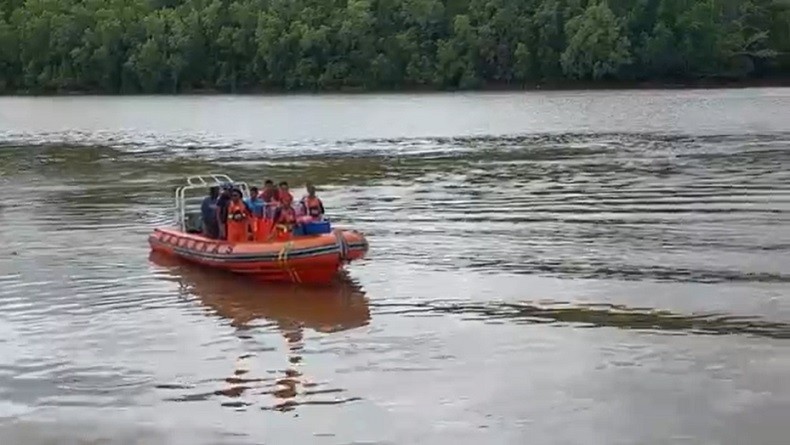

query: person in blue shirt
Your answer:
[215,183,234,239]
[200,186,220,238]
[245,186,265,218]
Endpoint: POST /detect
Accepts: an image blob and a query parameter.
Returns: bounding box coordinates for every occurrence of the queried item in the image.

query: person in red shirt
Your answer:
[261,179,277,203]
[255,179,275,222]
[277,181,293,206]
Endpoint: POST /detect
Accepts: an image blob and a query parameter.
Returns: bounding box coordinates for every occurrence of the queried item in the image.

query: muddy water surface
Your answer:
[0,90,789,444]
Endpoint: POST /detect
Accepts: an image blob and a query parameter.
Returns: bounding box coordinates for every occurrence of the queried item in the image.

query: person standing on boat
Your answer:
[245,187,265,241]
[299,182,325,220]
[226,188,252,243]
[216,183,233,240]
[201,186,220,238]
[261,180,279,220]
[261,180,277,203]
[278,181,293,205]
[245,187,265,218]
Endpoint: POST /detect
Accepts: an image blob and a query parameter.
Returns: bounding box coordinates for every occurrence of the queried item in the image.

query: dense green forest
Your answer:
[0,0,789,93]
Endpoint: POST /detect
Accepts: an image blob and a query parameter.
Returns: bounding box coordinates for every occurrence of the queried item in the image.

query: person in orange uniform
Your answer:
[272,193,297,240]
[299,182,325,220]
[226,188,252,243]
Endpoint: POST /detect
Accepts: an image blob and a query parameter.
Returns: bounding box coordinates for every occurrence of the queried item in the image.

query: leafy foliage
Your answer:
[0,0,788,93]
[561,1,631,79]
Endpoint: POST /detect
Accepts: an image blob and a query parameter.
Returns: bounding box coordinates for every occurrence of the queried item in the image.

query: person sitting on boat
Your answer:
[299,182,325,221]
[272,193,297,238]
[201,186,220,239]
[226,188,252,243]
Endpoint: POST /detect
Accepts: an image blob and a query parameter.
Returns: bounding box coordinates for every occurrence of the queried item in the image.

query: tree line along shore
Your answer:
[1,0,789,94]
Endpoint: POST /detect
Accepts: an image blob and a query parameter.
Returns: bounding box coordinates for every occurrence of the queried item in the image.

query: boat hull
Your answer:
[148,227,368,285]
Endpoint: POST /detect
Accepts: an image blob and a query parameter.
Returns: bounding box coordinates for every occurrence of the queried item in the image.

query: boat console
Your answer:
[175,174,250,233]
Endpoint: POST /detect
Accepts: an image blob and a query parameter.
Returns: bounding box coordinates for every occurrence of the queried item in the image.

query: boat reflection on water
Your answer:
[149,251,370,332]
[148,251,370,411]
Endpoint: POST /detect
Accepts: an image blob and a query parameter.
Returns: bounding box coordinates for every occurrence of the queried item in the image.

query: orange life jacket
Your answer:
[278,191,293,205]
[262,188,277,203]
[301,196,324,218]
[275,206,296,225]
[227,201,250,223]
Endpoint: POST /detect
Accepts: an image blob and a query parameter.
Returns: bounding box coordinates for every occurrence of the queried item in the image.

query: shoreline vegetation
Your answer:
[0,78,790,97]
[3,77,790,97]
[1,0,789,96]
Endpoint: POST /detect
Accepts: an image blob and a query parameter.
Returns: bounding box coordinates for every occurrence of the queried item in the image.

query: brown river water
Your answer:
[0,89,789,444]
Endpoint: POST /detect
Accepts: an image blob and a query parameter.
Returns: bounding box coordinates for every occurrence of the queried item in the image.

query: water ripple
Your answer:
[370,301,790,339]
[0,124,788,439]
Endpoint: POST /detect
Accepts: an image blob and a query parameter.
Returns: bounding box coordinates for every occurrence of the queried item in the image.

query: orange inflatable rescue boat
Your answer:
[148,174,368,285]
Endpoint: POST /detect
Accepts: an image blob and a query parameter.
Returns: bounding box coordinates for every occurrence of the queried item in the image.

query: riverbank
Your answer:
[3,76,790,97]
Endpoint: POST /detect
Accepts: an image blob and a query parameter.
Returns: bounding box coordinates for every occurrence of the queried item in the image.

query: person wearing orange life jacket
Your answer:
[272,193,297,238]
[277,181,293,206]
[299,182,325,220]
[226,188,252,243]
